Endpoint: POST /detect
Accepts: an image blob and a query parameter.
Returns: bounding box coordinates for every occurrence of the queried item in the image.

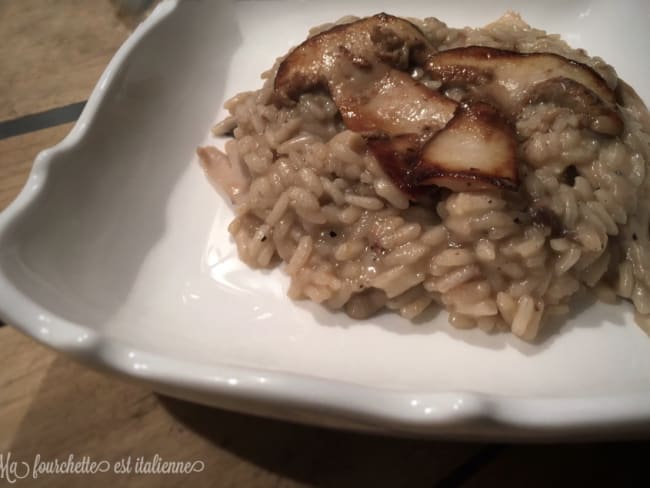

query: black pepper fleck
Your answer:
[633,233,638,241]
[329,230,337,238]
[261,236,267,242]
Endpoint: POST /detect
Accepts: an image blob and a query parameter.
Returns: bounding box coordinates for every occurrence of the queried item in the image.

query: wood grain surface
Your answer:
[0,123,73,209]
[0,0,131,120]
[0,1,649,486]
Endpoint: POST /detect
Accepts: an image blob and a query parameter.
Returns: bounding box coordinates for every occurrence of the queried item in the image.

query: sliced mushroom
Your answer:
[524,77,622,136]
[365,103,518,194]
[275,13,435,102]
[330,60,457,136]
[327,56,517,193]
[366,134,425,195]
[412,102,518,192]
[273,17,521,194]
[425,46,620,135]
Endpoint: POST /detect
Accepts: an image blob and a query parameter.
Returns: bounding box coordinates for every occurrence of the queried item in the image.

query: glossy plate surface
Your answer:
[1,0,649,439]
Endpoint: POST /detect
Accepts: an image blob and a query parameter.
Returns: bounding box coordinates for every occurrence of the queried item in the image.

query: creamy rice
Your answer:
[200,13,650,340]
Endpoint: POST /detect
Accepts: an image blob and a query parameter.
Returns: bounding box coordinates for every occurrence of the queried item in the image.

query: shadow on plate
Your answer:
[157,395,486,487]
[294,285,630,356]
[157,395,649,487]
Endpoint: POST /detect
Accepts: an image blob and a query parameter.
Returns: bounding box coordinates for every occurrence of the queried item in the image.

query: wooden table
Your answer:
[0,2,648,486]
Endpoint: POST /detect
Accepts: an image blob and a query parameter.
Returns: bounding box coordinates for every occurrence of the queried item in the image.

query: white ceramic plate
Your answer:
[1,0,650,440]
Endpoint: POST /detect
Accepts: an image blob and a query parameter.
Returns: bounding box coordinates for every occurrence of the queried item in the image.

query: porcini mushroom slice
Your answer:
[413,102,518,192]
[275,13,435,101]
[524,77,623,136]
[331,62,457,136]
[366,134,426,195]
[425,46,617,119]
[331,60,518,193]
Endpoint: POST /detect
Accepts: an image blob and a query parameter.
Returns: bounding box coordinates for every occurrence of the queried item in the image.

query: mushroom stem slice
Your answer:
[331,61,457,136]
[413,102,519,192]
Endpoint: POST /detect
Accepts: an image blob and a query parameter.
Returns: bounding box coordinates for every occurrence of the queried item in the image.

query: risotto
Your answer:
[198,12,650,341]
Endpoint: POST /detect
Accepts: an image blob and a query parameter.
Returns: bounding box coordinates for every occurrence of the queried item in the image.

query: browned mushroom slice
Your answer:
[331,59,518,193]
[524,77,623,136]
[331,63,457,136]
[412,102,518,192]
[425,46,619,134]
[275,13,435,101]
[366,134,425,195]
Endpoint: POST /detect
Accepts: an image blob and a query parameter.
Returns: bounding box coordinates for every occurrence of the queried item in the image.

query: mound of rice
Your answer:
[201,13,650,341]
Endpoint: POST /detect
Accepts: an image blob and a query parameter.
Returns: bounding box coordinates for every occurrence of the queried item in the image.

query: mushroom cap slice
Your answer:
[275,13,435,102]
[412,102,519,192]
[425,46,620,135]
